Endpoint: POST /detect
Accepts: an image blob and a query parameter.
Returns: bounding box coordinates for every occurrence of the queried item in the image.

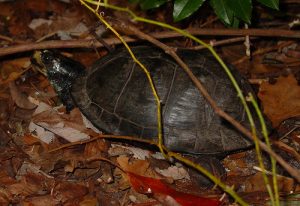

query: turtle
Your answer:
[33,45,259,155]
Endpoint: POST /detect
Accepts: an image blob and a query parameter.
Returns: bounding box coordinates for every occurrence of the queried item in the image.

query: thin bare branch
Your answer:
[1,28,300,56]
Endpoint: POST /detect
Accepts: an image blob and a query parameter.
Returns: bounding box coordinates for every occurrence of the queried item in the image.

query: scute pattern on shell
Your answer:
[71,46,255,155]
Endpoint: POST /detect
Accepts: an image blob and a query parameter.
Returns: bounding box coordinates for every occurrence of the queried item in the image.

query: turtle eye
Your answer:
[40,50,55,66]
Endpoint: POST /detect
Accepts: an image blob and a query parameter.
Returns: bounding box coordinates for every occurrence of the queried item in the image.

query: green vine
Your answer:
[79,0,279,205]
[248,94,279,206]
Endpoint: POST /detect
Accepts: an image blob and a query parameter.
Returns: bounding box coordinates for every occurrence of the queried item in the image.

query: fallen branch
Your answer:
[1,27,300,56]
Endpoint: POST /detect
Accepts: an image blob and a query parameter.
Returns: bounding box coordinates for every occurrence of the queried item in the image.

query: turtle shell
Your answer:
[71,46,255,154]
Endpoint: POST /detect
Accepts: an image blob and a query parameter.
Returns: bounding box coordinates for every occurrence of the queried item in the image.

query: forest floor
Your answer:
[0,0,299,205]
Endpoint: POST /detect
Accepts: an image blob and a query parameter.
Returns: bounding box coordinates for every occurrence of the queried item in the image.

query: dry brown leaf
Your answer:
[286,49,300,59]
[258,74,300,127]
[0,2,14,17]
[79,195,98,206]
[242,172,294,193]
[30,12,85,39]
[116,155,162,186]
[272,141,300,162]
[22,134,43,146]
[33,107,85,131]
[9,172,50,197]
[0,57,30,85]
[0,100,9,122]
[0,188,10,205]
[83,139,108,158]
[223,152,255,177]
[109,144,151,160]
[117,156,150,176]
[52,182,88,203]
[155,166,190,180]
[9,81,37,110]
[32,105,90,142]
[22,195,58,206]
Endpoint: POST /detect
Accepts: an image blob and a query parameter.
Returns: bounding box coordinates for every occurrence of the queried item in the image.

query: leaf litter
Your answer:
[0,0,299,205]
[258,74,300,127]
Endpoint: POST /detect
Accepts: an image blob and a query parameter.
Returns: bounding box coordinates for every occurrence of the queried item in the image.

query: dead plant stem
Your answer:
[1,27,300,56]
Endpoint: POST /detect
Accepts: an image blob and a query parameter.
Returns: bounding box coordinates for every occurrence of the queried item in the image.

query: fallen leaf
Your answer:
[9,81,36,110]
[9,172,52,197]
[240,172,294,193]
[28,122,55,144]
[51,182,88,203]
[108,144,133,157]
[28,18,52,30]
[84,139,109,158]
[79,195,98,206]
[0,99,9,122]
[32,104,90,142]
[117,156,150,176]
[272,141,300,162]
[0,57,30,85]
[155,166,190,180]
[109,144,151,160]
[37,121,90,142]
[81,113,100,133]
[22,195,58,206]
[258,75,300,127]
[127,172,221,206]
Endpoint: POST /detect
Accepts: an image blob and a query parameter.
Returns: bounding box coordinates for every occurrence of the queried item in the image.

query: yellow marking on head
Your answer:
[32,51,47,76]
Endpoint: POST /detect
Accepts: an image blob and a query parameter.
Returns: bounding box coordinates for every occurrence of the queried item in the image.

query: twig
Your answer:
[191,37,256,50]
[248,78,268,85]
[48,134,158,153]
[107,18,300,183]
[185,28,300,38]
[244,24,251,57]
[273,141,300,162]
[0,38,133,57]
[86,155,124,172]
[249,68,300,79]
[0,35,26,44]
[1,28,300,56]
[233,41,295,65]
[0,34,14,42]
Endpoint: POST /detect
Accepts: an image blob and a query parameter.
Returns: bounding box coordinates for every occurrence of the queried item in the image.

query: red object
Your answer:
[127,172,221,206]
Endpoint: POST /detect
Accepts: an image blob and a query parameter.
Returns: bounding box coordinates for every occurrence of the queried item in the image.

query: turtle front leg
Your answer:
[60,90,75,113]
[51,79,75,113]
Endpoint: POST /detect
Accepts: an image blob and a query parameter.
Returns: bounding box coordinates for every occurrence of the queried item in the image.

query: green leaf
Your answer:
[226,0,252,24]
[231,16,240,28]
[256,0,279,10]
[173,0,206,22]
[210,0,234,25]
[139,0,167,10]
[210,0,241,27]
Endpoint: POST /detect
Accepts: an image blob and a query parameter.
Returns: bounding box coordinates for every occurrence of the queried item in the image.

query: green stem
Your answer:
[80,0,166,157]
[249,94,279,206]
[79,1,276,205]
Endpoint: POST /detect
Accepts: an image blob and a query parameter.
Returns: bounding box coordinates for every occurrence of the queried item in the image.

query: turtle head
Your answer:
[32,50,87,112]
[32,50,86,79]
[32,50,49,76]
